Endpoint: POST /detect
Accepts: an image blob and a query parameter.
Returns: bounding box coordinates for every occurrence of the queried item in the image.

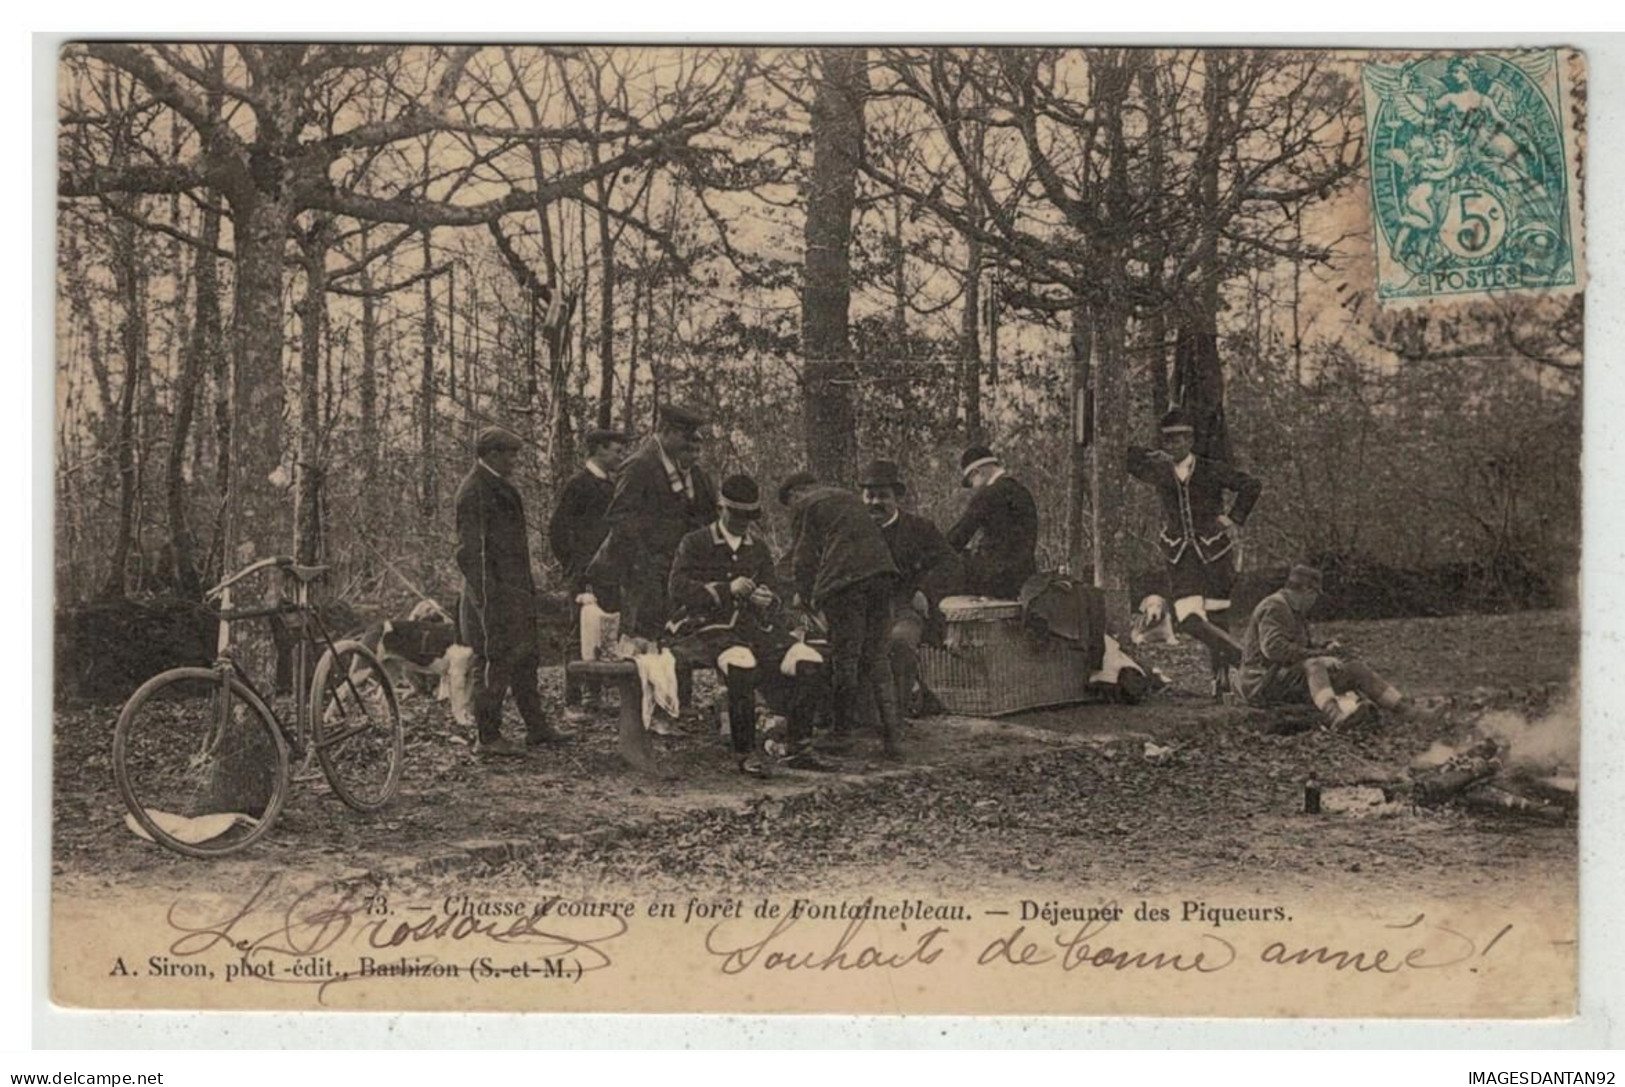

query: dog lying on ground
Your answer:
[1130,594,1179,646]
[346,599,473,726]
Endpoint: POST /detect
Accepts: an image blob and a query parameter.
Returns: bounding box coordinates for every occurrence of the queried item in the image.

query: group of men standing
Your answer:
[454,400,1427,766]
[456,406,1040,770]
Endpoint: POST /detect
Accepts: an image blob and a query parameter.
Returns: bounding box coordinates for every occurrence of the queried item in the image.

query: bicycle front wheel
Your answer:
[309,640,403,811]
[113,668,290,858]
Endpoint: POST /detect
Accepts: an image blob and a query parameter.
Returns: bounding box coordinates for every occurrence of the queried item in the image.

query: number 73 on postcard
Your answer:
[1362,50,1585,304]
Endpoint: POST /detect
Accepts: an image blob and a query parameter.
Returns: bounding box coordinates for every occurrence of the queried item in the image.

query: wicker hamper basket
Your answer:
[919,596,1094,716]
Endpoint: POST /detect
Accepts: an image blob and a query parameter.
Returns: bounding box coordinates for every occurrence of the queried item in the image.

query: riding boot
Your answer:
[874,664,903,758]
[1177,613,1243,668]
[725,667,758,757]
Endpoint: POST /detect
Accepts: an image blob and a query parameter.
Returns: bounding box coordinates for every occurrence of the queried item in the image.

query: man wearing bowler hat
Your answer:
[1126,406,1262,698]
[588,403,716,640]
[550,426,628,717]
[454,425,566,757]
[1237,564,1433,728]
[860,459,963,718]
[667,474,831,775]
[947,444,1039,600]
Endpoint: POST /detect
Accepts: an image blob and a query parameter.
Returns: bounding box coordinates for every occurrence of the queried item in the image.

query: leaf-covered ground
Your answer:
[53,610,1578,905]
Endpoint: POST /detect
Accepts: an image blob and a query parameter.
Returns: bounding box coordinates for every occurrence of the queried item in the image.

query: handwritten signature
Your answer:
[164,874,627,1002]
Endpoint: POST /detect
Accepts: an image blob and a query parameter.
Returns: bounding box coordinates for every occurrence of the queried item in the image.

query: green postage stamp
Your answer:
[1362,50,1585,304]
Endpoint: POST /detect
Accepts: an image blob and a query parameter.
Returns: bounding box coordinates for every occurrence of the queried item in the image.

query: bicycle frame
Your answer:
[209,561,357,760]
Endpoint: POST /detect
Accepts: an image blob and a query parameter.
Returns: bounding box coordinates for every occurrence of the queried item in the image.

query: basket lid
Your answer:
[939,595,1022,623]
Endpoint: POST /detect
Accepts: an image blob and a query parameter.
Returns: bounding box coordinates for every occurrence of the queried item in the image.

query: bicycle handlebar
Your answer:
[216,601,306,622]
[206,555,293,600]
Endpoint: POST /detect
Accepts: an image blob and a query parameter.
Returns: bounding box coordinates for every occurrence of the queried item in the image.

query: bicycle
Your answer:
[113,555,404,858]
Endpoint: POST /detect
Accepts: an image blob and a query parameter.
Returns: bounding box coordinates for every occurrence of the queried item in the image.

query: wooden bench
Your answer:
[564,660,667,774]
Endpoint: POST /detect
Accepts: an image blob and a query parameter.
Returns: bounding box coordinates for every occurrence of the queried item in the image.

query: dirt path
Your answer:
[54,611,1578,907]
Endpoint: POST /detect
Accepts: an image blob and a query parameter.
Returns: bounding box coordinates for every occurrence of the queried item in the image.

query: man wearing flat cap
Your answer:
[455,426,565,757]
[946,445,1039,600]
[587,403,716,639]
[1127,407,1262,698]
[667,474,829,775]
[779,472,904,758]
[550,427,628,716]
[1237,565,1432,728]
[860,459,963,717]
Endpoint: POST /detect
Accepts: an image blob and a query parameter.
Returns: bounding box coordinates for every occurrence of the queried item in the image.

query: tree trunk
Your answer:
[890,191,907,344]
[960,232,983,441]
[800,47,867,482]
[294,223,330,566]
[419,230,437,522]
[1179,49,1232,464]
[225,190,293,564]
[1067,304,1091,575]
[1138,62,1171,422]
[446,263,459,407]
[596,187,617,429]
[166,199,222,599]
[1089,52,1136,630]
[624,273,641,432]
[103,213,146,599]
[358,262,379,534]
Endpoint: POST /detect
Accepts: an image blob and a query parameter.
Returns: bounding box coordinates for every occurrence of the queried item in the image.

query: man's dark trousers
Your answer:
[460,595,547,744]
[823,574,901,744]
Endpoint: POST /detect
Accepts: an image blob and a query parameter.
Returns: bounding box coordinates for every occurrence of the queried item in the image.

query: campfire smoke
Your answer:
[1475,685,1579,775]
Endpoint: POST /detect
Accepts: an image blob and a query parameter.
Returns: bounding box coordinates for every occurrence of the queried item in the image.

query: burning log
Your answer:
[1459,783,1570,824]
[1410,739,1502,806]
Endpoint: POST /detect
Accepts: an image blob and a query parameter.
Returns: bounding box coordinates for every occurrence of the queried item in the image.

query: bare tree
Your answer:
[60,43,743,565]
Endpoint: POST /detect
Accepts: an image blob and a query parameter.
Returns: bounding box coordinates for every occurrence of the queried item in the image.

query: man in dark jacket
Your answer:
[667,475,830,775]
[549,427,627,715]
[779,472,903,758]
[587,404,716,639]
[947,445,1039,600]
[860,460,962,718]
[1126,407,1263,697]
[1238,565,1430,728]
[454,426,564,757]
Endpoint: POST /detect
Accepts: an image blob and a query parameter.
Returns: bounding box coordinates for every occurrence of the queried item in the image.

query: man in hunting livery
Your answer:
[1126,407,1263,698]
[666,474,830,775]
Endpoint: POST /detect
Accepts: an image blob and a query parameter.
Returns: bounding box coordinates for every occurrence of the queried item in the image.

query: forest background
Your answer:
[52,45,1582,688]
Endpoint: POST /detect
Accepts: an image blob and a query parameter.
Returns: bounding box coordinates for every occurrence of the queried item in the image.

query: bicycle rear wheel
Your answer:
[309,640,403,811]
[113,668,289,858]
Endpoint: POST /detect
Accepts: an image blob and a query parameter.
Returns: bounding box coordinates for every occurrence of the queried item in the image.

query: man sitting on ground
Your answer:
[1236,564,1434,728]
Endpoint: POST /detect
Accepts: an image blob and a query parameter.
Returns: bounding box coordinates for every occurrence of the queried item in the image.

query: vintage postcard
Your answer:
[50,43,1584,1017]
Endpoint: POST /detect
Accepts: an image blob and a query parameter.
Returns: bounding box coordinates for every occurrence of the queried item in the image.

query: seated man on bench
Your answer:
[1236,564,1434,728]
[947,444,1038,600]
[666,474,830,775]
